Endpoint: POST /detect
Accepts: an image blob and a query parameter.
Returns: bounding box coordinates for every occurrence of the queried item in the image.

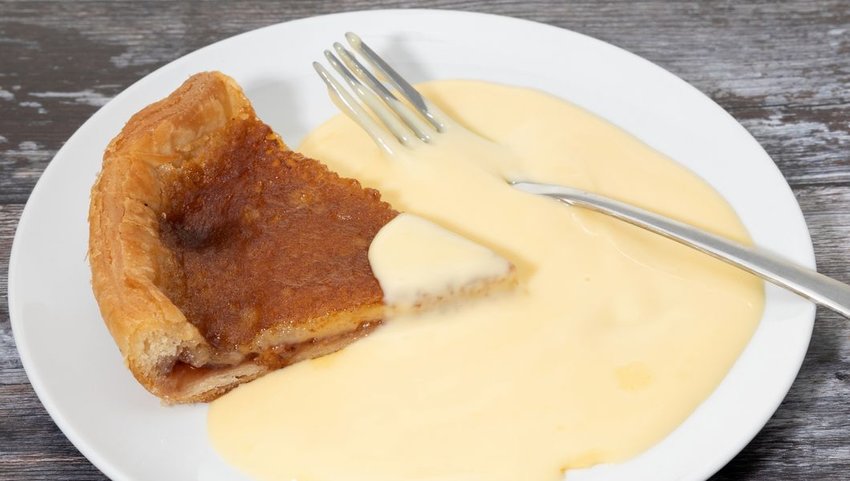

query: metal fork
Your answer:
[314,32,850,319]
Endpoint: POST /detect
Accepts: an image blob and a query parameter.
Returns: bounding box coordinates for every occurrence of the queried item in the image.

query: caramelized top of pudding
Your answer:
[159,117,397,351]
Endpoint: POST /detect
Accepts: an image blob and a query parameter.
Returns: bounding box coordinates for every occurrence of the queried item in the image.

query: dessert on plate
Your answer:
[88,72,515,403]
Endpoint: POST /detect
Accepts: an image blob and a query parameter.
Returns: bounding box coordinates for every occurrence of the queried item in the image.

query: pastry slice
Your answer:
[88,71,515,403]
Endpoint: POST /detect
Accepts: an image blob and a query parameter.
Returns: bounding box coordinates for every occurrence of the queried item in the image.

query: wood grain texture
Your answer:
[0,1,848,480]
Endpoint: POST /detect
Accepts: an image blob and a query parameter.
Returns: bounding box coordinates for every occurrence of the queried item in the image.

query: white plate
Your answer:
[9,9,815,481]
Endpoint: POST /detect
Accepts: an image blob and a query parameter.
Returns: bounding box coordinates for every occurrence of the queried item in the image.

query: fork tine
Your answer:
[332,42,436,143]
[324,49,415,145]
[312,62,400,154]
[345,32,446,132]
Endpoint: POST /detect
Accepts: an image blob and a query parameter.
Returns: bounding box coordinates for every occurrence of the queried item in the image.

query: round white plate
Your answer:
[9,9,815,481]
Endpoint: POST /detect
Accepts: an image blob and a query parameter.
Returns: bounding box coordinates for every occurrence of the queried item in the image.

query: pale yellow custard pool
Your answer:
[207,80,764,480]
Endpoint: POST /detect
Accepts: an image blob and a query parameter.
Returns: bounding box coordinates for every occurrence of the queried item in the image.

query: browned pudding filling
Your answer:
[158,116,397,365]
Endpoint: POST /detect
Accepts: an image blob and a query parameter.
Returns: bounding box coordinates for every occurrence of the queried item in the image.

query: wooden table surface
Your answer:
[1,1,848,479]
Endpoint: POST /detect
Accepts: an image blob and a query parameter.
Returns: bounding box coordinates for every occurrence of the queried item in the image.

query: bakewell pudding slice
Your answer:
[88,71,515,403]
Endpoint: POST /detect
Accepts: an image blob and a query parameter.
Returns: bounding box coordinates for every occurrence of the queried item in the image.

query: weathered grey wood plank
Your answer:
[1,1,849,201]
[1,1,849,480]
[0,205,23,386]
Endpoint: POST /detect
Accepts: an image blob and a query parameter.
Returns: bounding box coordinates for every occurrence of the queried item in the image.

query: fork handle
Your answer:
[512,181,850,318]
